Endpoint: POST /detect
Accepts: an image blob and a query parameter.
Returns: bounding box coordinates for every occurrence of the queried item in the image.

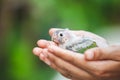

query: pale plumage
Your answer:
[51,29,106,53]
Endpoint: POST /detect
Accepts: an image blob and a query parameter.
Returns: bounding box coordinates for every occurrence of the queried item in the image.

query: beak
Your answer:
[52,36,59,44]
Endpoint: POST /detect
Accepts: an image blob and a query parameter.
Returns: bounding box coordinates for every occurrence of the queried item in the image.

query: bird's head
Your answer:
[52,29,72,44]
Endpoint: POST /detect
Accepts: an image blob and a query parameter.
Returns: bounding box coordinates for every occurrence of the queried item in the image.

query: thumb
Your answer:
[84,45,120,61]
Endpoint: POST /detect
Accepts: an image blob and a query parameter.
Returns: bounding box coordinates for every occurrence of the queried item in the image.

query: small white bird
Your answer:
[51,29,108,53]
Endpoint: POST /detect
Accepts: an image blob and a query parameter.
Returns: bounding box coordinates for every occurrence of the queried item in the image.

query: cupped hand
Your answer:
[33,28,120,80]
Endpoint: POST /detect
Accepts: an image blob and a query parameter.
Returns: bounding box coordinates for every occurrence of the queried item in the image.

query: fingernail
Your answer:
[33,47,41,56]
[86,52,94,60]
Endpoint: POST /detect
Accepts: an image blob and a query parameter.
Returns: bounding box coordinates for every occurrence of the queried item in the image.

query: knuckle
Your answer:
[60,72,69,78]
[48,53,57,64]
[50,63,57,70]
[60,68,73,79]
[52,58,57,64]
[49,55,57,64]
[64,68,71,74]
[94,70,104,77]
[61,73,69,78]
[94,48,102,59]
[93,68,110,78]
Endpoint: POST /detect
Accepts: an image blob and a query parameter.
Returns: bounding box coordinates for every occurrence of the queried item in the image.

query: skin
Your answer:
[33,28,120,80]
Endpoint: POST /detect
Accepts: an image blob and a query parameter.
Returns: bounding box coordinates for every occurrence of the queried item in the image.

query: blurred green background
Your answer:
[0,0,120,80]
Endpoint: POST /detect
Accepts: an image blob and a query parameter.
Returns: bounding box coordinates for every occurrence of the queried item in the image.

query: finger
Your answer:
[37,39,48,48]
[37,39,56,48]
[85,45,120,61]
[47,42,113,77]
[48,61,76,79]
[48,46,99,79]
[47,45,120,79]
[39,50,75,79]
[33,47,43,56]
[47,45,93,72]
[47,51,94,80]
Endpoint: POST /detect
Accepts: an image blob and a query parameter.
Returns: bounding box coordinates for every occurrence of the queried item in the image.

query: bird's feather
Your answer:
[52,29,98,54]
[65,38,97,53]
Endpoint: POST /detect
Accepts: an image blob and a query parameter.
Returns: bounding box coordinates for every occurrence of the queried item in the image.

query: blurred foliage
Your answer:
[0,0,120,80]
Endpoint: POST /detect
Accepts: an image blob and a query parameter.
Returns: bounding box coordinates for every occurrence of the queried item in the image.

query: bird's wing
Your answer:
[66,38,97,53]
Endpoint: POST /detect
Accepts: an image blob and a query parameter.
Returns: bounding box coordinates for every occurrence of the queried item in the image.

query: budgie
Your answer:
[51,29,108,53]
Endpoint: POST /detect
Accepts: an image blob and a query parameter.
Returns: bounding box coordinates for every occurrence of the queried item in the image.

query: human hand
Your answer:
[85,45,120,61]
[33,28,120,80]
[33,41,120,80]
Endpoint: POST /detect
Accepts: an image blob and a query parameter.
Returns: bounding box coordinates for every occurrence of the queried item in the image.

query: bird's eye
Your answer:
[60,33,63,36]
[58,32,63,37]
